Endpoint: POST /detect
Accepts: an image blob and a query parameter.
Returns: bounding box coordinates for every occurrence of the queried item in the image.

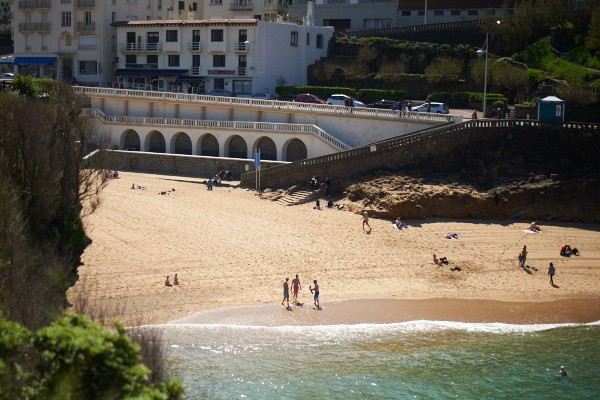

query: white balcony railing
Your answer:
[188,42,202,51]
[237,67,247,76]
[121,42,161,52]
[191,66,201,76]
[230,0,253,10]
[234,42,248,51]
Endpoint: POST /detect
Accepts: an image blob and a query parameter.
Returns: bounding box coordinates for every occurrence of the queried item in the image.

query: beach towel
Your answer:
[522,229,540,234]
[391,223,408,230]
[444,232,460,239]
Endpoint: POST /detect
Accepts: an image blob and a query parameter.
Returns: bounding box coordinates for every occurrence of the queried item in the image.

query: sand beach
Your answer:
[68,172,600,326]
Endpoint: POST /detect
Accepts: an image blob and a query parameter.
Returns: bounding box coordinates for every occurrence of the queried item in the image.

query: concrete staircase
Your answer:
[276,184,315,206]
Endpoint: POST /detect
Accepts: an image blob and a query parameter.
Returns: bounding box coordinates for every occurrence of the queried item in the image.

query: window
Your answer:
[232,80,251,95]
[112,12,116,23]
[417,10,424,16]
[214,78,225,90]
[401,10,411,16]
[148,32,159,43]
[316,34,323,49]
[192,30,201,42]
[363,18,392,29]
[125,54,137,66]
[84,11,92,25]
[166,30,178,42]
[178,1,184,9]
[127,32,136,43]
[238,29,247,43]
[211,29,224,42]
[213,54,225,67]
[468,10,478,16]
[290,31,298,47]
[79,61,97,75]
[238,55,247,67]
[147,55,158,65]
[191,2,198,11]
[168,55,180,66]
[306,33,310,46]
[61,12,71,27]
[210,0,223,5]
[192,54,200,67]
[434,10,443,16]
[451,10,460,16]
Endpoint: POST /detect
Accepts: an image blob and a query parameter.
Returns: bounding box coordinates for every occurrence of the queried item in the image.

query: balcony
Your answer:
[230,0,253,10]
[191,66,201,76]
[77,22,96,34]
[18,22,51,33]
[188,42,202,52]
[121,42,162,52]
[125,63,158,69]
[18,0,51,10]
[237,67,247,76]
[77,0,95,7]
[234,42,248,52]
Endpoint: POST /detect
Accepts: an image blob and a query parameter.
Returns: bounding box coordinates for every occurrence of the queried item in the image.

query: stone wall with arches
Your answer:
[113,126,313,162]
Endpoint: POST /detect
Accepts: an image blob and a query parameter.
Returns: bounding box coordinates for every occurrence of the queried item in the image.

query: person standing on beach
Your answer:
[362,211,371,231]
[518,245,527,268]
[310,280,320,308]
[291,274,301,303]
[548,262,556,285]
[282,277,290,308]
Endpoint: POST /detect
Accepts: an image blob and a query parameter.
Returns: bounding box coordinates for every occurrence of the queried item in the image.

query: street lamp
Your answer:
[476,34,489,116]
[476,20,500,117]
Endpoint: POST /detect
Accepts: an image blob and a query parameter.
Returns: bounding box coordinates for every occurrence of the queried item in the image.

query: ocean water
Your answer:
[158,321,600,399]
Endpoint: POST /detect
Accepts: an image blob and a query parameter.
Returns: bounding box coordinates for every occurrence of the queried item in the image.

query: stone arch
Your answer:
[172,132,192,155]
[284,138,308,162]
[121,129,140,151]
[225,135,248,159]
[253,136,277,161]
[199,133,219,156]
[145,130,166,153]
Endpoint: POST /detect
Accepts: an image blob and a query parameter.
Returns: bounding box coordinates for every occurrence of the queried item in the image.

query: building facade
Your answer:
[10,0,199,84]
[113,19,333,95]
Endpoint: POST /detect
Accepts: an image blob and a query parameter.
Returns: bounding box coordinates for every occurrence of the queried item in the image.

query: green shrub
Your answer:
[357,89,407,103]
[276,86,358,99]
[427,92,508,108]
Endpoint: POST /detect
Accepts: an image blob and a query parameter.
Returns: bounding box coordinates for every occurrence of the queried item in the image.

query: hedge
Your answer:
[427,91,508,108]
[276,86,406,103]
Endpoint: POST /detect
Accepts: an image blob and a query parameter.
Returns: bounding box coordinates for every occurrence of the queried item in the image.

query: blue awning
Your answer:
[176,75,205,82]
[116,68,188,77]
[13,56,57,65]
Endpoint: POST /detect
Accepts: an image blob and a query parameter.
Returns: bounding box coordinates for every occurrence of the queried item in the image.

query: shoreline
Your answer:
[167,297,600,327]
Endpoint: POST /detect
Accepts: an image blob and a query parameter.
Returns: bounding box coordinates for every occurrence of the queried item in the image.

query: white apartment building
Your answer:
[10,0,199,84]
[113,19,333,95]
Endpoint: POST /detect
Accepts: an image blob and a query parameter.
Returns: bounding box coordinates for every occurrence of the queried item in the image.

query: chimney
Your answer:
[306,0,314,27]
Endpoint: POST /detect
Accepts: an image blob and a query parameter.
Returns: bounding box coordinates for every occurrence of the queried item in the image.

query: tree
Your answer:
[586,6,600,52]
[0,312,183,399]
[425,57,463,83]
[490,58,530,102]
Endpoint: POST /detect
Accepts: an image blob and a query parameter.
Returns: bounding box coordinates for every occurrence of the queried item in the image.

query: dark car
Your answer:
[292,93,326,104]
[365,99,397,109]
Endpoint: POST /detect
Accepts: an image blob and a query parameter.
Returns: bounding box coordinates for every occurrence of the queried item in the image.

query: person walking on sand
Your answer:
[518,245,527,268]
[165,276,172,287]
[548,262,556,285]
[362,211,371,231]
[282,277,290,308]
[291,274,301,303]
[310,280,320,308]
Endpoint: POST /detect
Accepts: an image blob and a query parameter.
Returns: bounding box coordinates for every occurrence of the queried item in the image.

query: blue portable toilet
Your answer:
[538,96,565,122]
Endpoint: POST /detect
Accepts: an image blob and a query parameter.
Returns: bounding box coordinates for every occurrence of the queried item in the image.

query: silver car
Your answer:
[326,94,365,107]
[411,102,449,114]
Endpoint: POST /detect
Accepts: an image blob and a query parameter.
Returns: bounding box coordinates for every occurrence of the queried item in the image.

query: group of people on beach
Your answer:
[282,274,320,309]
[165,274,179,287]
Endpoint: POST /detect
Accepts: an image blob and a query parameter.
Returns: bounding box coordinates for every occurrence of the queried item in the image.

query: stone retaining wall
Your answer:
[85,150,285,180]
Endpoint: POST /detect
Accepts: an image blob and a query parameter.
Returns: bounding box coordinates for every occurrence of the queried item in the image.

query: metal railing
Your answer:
[230,0,253,10]
[77,0,95,7]
[121,42,161,52]
[18,22,51,33]
[189,42,202,51]
[80,108,351,151]
[18,0,51,10]
[77,22,96,33]
[240,119,599,186]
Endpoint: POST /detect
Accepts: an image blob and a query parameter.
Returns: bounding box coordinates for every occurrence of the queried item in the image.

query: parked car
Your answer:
[251,92,277,100]
[365,99,397,109]
[292,93,326,104]
[0,72,15,80]
[411,102,450,114]
[208,89,234,97]
[326,94,365,107]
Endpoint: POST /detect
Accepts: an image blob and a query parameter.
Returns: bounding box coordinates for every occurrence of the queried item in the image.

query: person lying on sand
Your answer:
[433,254,449,266]
[528,221,541,232]
[444,232,460,239]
